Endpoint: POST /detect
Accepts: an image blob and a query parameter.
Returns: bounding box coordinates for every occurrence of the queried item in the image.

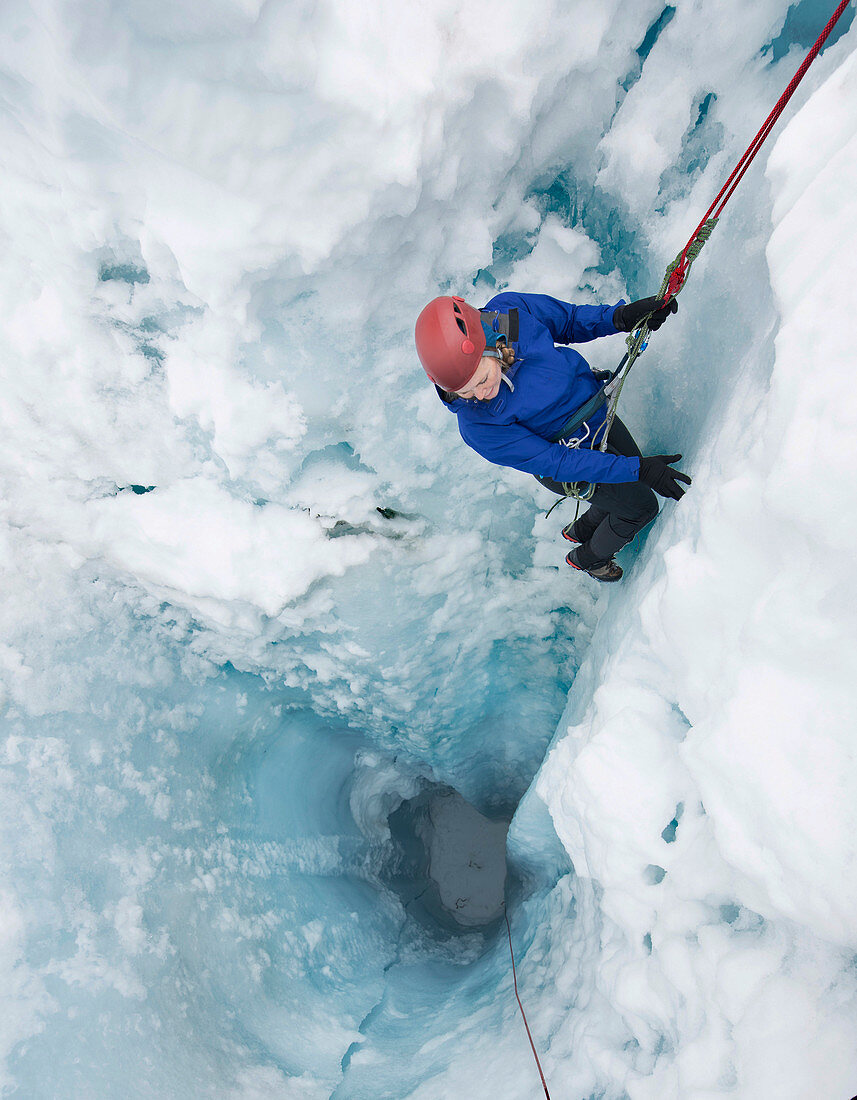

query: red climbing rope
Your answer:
[505,910,552,1099]
[664,0,853,301]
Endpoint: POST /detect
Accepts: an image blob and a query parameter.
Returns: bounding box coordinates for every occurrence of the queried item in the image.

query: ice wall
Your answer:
[1,0,856,1097]
[519,23,857,1100]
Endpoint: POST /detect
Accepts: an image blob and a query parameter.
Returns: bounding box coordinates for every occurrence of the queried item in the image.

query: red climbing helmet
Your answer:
[415,296,486,391]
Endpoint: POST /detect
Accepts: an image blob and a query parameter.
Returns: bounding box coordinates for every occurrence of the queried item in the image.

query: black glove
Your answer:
[613,296,678,333]
[638,454,692,500]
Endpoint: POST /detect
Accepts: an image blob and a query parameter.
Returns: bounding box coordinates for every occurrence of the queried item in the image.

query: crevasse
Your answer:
[0,2,856,1098]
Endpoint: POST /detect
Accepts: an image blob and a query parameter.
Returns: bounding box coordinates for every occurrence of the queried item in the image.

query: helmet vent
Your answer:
[454,317,466,334]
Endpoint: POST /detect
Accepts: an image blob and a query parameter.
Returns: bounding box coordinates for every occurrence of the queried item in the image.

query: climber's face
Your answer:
[455,354,502,401]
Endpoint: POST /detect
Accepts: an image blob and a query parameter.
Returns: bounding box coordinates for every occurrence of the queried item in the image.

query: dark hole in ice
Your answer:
[661,801,684,843]
[98,262,150,285]
[762,0,854,64]
[384,786,510,933]
[644,864,666,885]
[619,5,676,93]
[139,343,164,363]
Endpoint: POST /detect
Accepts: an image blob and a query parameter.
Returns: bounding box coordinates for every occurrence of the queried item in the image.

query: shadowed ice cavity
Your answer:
[763,0,854,63]
[247,697,546,1098]
[384,787,510,932]
[249,714,515,940]
[1,652,551,1098]
[620,5,677,94]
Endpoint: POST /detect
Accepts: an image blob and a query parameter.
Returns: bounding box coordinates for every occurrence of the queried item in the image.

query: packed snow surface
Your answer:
[1,0,856,1097]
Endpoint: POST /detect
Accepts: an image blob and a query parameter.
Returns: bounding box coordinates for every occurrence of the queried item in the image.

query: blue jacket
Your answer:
[439,292,641,485]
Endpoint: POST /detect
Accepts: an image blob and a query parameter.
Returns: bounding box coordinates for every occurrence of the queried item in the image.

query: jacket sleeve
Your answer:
[458,417,640,485]
[485,291,624,345]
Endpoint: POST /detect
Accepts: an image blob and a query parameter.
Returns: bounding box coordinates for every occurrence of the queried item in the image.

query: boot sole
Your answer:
[565,551,623,582]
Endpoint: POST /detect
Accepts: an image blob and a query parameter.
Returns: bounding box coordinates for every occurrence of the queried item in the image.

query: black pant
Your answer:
[536,418,659,567]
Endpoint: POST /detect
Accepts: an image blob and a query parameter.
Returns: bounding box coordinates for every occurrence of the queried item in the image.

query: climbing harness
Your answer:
[505,909,552,1099]
[549,0,852,511]
[542,381,613,515]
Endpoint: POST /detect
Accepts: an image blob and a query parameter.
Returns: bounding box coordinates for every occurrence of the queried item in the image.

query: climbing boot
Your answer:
[566,547,623,582]
[561,522,582,544]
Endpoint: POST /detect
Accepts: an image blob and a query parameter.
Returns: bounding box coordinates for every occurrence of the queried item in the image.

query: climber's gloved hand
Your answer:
[638,454,692,500]
[613,296,678,333]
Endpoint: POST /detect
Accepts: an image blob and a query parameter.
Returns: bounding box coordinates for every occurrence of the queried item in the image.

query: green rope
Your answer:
[544,485,588,518]
[544,495,565,519]
[659,216,719,299]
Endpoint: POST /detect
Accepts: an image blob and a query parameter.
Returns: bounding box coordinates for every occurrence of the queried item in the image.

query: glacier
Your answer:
[1,0,856,1097]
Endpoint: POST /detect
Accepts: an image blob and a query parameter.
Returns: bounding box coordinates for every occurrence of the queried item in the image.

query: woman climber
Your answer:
[414,292,691,582]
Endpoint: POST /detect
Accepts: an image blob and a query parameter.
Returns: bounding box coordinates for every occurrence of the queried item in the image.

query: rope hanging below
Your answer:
[505,910,552,1099]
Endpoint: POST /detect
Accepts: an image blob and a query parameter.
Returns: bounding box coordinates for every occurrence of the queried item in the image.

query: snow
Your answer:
[1,0,856,1097]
